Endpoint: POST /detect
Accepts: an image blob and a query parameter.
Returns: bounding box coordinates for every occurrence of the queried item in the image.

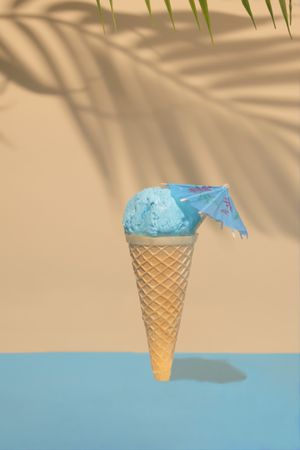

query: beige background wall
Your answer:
[0,0,299,353]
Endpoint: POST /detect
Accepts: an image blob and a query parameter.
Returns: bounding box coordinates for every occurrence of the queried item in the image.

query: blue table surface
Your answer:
[0,352,299,450]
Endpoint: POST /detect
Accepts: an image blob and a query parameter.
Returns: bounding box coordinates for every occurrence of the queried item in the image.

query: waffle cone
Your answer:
[126,234,197,381]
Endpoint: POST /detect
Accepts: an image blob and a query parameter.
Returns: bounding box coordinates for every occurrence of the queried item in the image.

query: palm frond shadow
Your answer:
[1,1,299,237]
[0,75,12,147]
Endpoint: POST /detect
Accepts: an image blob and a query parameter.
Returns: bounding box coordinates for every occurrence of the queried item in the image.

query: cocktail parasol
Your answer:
[166,183,248,238]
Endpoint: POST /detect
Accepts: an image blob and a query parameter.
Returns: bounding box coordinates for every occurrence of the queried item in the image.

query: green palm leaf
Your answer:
[188,0,201,30]
[95,0,105,33]
[265,0,276,28]
[198,0,213,42]
[241,0,257,28]
[144,0,151,15]
[109,0,117,30]
[279,0,292,38]
[164,0,175,29]
[93,0,293,38]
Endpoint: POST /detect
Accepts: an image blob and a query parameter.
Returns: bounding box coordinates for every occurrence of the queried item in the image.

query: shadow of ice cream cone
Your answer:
[171,357,247,383]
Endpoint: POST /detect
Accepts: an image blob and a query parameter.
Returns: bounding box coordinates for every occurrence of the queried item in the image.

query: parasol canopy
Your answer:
[167,183,248,239]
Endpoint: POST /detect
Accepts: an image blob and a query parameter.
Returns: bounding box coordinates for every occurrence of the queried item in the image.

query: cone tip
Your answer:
[153,372,171,382]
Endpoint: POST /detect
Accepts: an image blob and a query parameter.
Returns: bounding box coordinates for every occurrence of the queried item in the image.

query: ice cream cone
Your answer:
[126,234,197,381]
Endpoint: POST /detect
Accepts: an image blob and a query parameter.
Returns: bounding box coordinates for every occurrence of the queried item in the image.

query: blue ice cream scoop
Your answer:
[123,186,202,237]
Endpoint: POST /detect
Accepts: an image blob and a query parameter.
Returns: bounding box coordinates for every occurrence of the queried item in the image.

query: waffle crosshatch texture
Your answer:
[127,235,196,380]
